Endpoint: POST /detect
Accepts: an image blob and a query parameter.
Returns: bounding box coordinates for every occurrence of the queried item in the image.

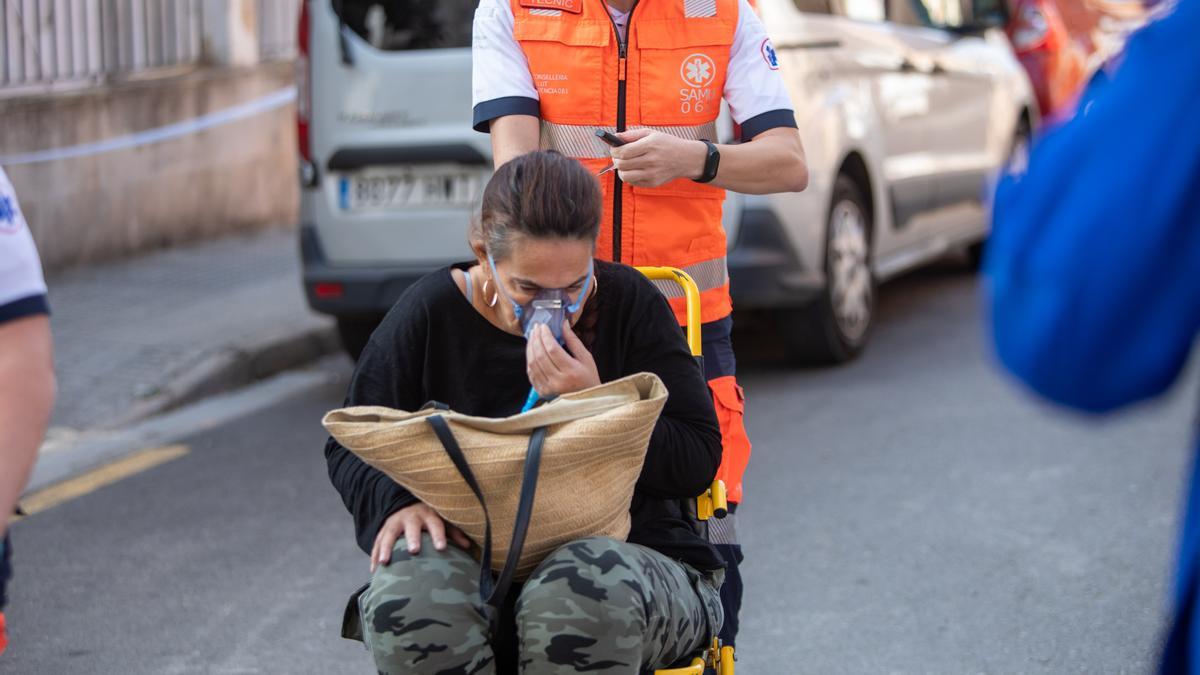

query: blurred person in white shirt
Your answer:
[0,166,55,655]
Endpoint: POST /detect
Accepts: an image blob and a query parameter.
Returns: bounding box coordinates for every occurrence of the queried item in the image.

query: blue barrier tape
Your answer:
[0,86,297,166]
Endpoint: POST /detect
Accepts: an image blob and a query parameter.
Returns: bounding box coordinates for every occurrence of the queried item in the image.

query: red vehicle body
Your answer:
[1006,0,1101,122]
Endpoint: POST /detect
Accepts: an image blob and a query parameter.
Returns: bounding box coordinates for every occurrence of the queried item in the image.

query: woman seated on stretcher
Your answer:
[324,151,725,674]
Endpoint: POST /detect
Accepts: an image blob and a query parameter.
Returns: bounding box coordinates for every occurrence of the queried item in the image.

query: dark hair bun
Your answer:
[476,151,603,259]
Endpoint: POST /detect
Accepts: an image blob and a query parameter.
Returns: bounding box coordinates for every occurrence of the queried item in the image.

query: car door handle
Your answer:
[897,59,946,75]
[783,39,843,50]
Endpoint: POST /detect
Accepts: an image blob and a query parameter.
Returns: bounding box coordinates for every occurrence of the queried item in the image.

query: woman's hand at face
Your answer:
[526,322,601,398]
[370,502,471,573]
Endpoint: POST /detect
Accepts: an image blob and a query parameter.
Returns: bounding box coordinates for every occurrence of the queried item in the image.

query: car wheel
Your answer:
[336,315,382,362]
[968,117,1033,269]
[778,175,874,365]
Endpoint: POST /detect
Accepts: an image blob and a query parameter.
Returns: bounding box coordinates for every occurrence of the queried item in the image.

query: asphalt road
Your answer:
[5,266,1196,674]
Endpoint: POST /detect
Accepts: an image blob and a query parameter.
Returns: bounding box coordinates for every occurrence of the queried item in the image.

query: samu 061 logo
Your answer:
[679,53,717,114]
[760,38,780,70]
[0,195,21,234]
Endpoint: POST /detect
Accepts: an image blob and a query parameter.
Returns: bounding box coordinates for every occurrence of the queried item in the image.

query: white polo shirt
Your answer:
[0,168,49,323]
[472,0,797,140]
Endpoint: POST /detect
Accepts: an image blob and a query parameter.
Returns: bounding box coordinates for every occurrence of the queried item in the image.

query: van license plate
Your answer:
[339,170,482,211]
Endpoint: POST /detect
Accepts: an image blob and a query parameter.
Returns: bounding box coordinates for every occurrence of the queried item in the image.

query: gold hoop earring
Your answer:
[482,278,499,308]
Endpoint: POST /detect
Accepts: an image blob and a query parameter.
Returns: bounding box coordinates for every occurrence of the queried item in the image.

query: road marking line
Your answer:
[15,445,190,520]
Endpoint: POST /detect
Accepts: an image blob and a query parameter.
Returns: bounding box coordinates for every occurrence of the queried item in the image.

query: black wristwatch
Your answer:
[694,139,721,184]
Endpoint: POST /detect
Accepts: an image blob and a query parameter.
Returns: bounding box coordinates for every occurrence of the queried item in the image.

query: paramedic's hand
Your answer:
[610,129,708,188]
[527,322,601,398]
[371,502,470,572]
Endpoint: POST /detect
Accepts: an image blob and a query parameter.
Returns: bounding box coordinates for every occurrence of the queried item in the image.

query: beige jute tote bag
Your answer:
[322,372,668,581]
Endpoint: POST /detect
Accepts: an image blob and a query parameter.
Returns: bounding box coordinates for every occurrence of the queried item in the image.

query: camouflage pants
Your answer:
[360,534,723,674]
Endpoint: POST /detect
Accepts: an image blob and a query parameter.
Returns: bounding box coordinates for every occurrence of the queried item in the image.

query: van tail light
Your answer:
[1011,2,1051,51]
[313,282,344,299]
[296,2,313,170]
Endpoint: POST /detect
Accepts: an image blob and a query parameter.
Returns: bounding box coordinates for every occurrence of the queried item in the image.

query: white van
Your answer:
[297,0,1034,361]
[297,0,486,357]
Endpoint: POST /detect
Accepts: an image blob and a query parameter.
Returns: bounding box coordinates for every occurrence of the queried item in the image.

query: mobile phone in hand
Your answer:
[595,130,627,147]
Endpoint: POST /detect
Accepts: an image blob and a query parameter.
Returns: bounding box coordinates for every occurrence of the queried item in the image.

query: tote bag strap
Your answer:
[425,415,546,633]
[493,425,546,609]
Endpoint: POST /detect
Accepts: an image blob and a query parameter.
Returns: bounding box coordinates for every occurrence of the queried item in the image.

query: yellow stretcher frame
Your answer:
[636,266,703,358]
[637,266,734,675]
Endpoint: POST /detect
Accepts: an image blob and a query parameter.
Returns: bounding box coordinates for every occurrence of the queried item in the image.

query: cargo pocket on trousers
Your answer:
[342,582,369,645]
[688,565,726,641]
[709,376,750,504]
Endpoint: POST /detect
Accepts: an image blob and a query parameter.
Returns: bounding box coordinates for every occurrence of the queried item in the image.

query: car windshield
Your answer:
[332,0,474,50]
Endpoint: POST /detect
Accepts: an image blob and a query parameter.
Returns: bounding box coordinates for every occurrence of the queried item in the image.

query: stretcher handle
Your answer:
[635,266,703,358]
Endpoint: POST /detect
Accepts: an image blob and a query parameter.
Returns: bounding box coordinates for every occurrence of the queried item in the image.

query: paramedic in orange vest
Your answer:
[472,0,807,645]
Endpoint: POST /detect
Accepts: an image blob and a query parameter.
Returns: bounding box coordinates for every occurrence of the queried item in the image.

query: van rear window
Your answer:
[333,0,474,50]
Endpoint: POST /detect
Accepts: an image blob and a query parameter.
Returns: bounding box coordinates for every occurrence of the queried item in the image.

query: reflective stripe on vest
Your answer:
[683,0,719,17]
[541,121,721,160]
[646,256,729,298]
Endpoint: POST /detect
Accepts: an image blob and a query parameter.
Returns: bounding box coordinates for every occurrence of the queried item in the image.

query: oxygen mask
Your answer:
[487,253,594,344]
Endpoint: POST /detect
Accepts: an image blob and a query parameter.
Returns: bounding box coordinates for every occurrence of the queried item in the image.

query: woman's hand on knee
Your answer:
[371,503,472,572]
[526,322,600,398]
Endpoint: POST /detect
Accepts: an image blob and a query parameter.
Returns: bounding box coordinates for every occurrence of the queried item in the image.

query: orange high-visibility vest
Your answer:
[511,0,738,324]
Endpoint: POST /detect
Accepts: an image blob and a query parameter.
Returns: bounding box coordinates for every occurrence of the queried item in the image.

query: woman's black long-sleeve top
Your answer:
[324,261,725,570]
